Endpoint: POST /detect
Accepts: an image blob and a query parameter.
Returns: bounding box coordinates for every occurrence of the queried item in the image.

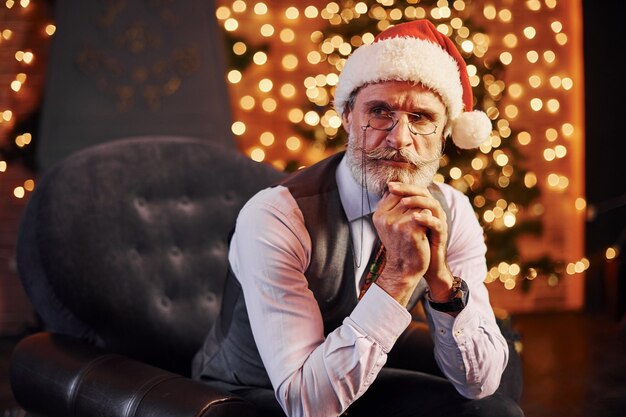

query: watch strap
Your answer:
[426,277,469,313]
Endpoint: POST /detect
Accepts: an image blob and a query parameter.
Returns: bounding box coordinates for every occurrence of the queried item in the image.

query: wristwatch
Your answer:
[426,276,469,313]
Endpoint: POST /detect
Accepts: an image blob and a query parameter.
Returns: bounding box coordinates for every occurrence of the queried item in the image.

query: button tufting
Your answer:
[209,242,227,257]
[223,190,235,203]
[170,247,181,256]
[129,249,141,261]
[134,197,153,221]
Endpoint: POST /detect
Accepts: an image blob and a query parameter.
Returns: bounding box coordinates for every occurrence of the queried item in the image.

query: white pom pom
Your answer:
[450,110,492,149]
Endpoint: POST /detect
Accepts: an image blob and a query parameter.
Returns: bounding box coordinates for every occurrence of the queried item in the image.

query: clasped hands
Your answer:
[372,181,454,307]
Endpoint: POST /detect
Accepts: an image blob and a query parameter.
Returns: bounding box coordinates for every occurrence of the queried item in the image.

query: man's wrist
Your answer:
[426,276,469,313]
[424,268,455,302]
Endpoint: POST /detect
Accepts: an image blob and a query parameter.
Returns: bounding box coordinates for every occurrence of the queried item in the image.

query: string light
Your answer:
[1,0,50,212]
[1,2,588,308]
[605,247,618,260]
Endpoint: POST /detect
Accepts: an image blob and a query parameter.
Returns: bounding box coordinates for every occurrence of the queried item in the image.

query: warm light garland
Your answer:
[211,0,591,308]
[0,0,53,199]
[0,0,611,312]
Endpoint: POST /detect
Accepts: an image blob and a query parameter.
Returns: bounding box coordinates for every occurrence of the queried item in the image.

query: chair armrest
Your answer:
[9,332,257,417]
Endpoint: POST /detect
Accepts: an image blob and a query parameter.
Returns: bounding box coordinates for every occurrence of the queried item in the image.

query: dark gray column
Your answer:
[38,0,234,171]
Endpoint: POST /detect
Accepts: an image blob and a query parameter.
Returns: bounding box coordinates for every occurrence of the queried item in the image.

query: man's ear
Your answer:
[341,108,352,133]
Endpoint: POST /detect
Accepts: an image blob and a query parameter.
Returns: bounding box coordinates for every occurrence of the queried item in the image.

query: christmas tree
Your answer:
[283,0,563,291]
[1,0,569,294]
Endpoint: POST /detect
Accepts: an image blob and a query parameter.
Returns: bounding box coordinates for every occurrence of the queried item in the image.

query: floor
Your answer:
[1,310,625,417]
[514,311,626,417]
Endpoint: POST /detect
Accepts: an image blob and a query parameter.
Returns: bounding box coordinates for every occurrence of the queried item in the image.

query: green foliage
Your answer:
[295,0,563,288]
[224,0,564,289]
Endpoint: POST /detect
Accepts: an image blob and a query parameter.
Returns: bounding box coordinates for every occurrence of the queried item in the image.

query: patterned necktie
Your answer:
[358,238,386,300]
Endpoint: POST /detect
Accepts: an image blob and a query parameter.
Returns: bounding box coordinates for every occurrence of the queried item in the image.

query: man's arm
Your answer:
[229,186,411,417]
[372,181,508,399]
[425,184,509,399]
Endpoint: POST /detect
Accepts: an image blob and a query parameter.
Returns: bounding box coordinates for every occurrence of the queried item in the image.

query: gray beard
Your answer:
[346,130,442,196]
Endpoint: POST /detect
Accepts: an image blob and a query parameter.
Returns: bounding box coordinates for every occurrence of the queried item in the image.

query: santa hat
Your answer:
[334,20,491,149]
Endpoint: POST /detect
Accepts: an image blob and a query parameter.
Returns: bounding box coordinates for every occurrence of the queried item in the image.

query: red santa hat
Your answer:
[334,20,492,149]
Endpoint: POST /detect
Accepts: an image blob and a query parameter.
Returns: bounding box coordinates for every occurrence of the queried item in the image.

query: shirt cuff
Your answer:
[427,299,481,345]
[426,304,456,344]
[349,283,411,352]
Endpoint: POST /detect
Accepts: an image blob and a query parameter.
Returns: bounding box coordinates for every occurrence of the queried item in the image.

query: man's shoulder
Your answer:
[241,185,299,215]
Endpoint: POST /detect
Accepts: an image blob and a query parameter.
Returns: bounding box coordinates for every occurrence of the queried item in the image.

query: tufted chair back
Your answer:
[16,136,285,377]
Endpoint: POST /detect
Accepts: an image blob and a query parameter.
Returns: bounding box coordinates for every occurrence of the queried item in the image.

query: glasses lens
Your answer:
[368,115,394,131]
[410,120,436,135]
[367,112,437,135]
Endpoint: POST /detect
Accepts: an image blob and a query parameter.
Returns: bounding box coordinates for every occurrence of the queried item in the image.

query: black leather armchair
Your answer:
[9,136,285,417]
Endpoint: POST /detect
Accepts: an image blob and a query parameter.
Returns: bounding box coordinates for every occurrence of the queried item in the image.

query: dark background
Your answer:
[582,0,626,321]
[1,2,625,416]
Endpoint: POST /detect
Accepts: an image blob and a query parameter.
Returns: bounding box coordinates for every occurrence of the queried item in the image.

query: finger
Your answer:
[375,213,428,246]
[399,195,444,220]
[374,204,423,232]
[387,181,430,197]
[388,183,439,216]
[412,210,446,243]
[412,209,438,226]
[377,189,403,212]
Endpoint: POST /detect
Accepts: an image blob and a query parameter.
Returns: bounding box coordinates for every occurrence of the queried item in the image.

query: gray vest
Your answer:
[192,152,449,388]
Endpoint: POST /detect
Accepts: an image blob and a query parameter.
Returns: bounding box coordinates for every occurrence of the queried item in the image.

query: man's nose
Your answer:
[385,117,413,149]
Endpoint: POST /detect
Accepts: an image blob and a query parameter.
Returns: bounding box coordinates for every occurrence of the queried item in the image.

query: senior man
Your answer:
[193,19,524,417]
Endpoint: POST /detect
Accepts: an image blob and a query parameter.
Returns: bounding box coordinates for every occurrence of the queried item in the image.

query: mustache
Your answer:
[363,147,440,168]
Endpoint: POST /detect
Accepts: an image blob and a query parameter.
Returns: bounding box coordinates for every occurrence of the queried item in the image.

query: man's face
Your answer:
[342,81,447,196]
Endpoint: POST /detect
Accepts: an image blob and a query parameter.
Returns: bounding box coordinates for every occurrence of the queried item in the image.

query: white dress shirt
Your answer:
[228,155,509,417]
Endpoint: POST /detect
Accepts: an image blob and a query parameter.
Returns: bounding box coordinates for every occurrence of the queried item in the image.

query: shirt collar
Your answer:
[336,153,381,222]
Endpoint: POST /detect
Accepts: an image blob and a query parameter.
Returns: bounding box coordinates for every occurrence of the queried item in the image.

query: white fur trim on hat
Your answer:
[334,36,464,123]
[334,30,493,149]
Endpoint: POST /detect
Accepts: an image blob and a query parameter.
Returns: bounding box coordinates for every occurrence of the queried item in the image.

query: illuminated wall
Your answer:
[0,0,588,318]
[214,0,586,313]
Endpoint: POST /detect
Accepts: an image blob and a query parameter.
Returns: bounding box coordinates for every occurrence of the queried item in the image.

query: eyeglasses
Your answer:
[365,110,438,136]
